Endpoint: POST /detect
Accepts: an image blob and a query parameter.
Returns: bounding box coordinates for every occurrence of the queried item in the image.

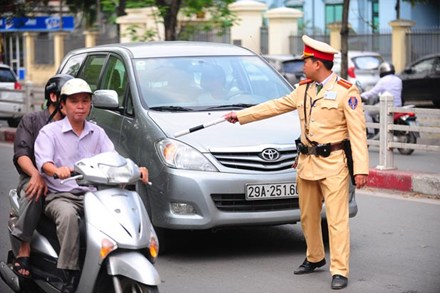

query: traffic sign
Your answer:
[0,16,74,32]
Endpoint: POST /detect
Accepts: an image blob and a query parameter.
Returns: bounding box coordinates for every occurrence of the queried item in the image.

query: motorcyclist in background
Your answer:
[11,74,73,279]
[361,62,402,138]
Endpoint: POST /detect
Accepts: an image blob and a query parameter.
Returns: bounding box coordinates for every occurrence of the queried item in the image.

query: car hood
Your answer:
[148,110,299,152]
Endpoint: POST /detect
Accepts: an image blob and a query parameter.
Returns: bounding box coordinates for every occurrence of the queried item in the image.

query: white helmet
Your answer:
[60,78,93,97]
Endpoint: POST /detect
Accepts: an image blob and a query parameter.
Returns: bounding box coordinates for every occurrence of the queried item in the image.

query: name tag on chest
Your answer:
[324,91,337,100]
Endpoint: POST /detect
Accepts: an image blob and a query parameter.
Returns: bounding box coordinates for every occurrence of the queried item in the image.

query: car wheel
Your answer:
[321,219,329,244]
[432,98,440,108]
[7,117,21,127]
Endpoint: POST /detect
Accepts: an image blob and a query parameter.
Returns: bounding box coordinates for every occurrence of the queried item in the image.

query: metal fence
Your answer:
[34,29,119,65]
[406,28,440,64]
[364,93,440,170]
[283,28,438,66]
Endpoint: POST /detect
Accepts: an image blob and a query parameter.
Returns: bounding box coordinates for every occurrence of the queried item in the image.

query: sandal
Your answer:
[13,256,32,279]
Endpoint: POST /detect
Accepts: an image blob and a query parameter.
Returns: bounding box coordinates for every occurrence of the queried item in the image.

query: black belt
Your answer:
[297,141,344,157]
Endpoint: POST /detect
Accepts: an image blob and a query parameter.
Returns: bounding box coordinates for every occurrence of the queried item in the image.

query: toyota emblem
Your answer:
[261,148,280,161]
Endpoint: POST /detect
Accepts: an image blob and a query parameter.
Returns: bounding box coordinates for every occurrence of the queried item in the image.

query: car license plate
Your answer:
[245,182,298,200]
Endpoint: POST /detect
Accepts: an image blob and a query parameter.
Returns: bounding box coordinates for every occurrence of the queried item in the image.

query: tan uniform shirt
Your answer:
[237,74,369,181]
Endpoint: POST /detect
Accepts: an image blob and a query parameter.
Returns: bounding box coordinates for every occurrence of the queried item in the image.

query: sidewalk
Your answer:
[1,126,439,197]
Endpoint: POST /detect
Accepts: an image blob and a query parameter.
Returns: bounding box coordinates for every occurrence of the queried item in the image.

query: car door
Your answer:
[402,56,437,102]
[86,54,126,147]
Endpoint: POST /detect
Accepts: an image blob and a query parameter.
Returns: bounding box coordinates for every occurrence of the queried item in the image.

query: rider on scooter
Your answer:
[11,74,73,279]
[361,62,403,138]
[34,78,149,293]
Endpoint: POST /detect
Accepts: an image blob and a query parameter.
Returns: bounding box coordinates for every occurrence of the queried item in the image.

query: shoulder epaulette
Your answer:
[299,78,313,85]
[337,78,352,89]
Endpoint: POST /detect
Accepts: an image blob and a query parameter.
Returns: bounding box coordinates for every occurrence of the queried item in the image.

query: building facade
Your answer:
[260,0,440,34]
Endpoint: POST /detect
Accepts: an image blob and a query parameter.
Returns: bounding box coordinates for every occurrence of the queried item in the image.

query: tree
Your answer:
[340,0,349,80]
[102,0,236,41]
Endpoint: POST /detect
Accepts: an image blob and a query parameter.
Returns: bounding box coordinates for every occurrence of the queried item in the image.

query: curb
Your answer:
[0,127,16,143]
[367,169,440,197]
[1,126,439,197]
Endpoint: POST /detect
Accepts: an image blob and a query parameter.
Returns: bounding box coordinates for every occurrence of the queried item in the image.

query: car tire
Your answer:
[7,117,21,128]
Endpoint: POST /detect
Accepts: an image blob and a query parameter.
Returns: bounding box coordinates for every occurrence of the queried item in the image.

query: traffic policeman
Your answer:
[224,35,369,290]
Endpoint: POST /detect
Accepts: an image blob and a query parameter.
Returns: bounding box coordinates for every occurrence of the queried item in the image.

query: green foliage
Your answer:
[0,0,51,17]
[66,0,97,29]
[123,23,158,41]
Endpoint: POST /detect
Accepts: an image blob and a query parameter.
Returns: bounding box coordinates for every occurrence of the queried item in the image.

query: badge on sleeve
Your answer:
[348,96,358,109]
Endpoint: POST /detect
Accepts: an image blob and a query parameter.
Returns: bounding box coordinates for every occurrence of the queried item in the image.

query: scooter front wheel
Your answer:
[118,277,159,293]
[397,132,416,155]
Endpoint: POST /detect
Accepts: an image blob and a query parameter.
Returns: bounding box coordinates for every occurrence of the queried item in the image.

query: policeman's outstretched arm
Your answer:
[224,112,239,124]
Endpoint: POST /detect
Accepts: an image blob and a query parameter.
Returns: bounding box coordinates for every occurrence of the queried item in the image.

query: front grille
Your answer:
[211,148,297,171]
[211,193,299,212]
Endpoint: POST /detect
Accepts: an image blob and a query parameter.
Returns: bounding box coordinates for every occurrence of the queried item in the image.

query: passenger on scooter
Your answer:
[361,62,402,137]
[11,74,73,279]
[34,78,149,293]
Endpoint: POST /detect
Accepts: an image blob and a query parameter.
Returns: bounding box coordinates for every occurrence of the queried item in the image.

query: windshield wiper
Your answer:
[205,103,256,110]
[149,106,192,112]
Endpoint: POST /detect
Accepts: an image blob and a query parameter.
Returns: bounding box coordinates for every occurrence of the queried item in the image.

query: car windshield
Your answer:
[282,60,304,73]
[133,56,292,110]
[352,56,383,70]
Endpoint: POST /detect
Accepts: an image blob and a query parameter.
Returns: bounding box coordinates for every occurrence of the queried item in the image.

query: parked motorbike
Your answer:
[0,152,161,293]
[368,107,420,155]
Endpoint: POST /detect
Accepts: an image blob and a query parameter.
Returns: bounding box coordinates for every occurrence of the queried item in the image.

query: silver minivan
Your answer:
[58,42,357,242]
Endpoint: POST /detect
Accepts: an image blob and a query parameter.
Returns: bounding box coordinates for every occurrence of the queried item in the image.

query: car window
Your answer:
[0,68,16,82]
[134,56,291,109]
[282,60,304,73]
[352,56,383,70]
[125,88,135,117]
[411,58,435,73]
[59,53,87,76]
[77,55,106,91]
[100,55,128,106]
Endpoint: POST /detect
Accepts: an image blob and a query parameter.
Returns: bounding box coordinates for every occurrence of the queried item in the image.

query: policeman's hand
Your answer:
[224,112,239,124]
[139,167,149,184]
[55,166,74,180]
[354,174,368,189]
[25,173,48,201]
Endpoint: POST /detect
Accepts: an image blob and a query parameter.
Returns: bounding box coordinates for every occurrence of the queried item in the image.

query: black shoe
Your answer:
[331,274,348,290]
[61,270,80,293]
[293,258,326,275]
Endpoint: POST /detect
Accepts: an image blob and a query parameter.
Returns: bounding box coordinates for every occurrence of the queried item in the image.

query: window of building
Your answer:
[285,1,304,32]
[325,3,343,34]
[372,0,379,33]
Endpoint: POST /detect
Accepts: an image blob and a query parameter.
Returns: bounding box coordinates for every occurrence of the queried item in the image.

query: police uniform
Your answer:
[236,36,369,281]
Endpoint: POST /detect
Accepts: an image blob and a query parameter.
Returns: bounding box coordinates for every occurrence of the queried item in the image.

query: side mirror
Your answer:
[93,90,119,109]
[403,68,414,74]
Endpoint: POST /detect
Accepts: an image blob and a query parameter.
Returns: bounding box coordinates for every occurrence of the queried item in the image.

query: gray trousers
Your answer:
[11,178,44,243]
[365,102,380,135]
[44,192,84,270]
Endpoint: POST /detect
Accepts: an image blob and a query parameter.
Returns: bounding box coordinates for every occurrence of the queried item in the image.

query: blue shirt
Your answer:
[361,74,402,107]
[35,117,115,193]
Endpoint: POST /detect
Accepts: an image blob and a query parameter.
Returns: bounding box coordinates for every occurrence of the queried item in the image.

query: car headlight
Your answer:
[156,138,217,171]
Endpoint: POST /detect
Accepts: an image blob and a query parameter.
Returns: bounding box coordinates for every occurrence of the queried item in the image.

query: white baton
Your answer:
[174,117,226,138]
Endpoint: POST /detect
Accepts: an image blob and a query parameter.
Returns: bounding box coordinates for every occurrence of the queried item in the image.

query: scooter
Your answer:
[369,107,420,155]
[0,152,161,293]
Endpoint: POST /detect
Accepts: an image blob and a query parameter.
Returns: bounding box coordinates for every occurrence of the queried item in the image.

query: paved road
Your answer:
[1,143,440,293]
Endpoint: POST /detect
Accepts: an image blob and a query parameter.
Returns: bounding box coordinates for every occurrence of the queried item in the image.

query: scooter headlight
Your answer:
[98,161,139,184]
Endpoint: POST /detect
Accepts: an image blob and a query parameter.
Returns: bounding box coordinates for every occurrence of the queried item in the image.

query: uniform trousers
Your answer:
[11,178,44,243]
[297,167,350,277]
[44,192,84,271]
